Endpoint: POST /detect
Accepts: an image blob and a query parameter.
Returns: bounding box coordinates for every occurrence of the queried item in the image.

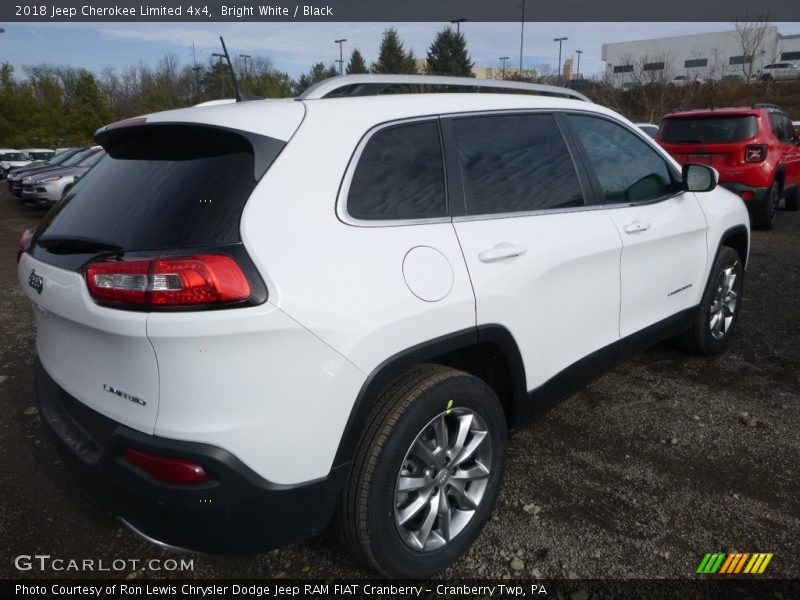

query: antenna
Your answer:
[219,36,243,102]
[218,36,264,102]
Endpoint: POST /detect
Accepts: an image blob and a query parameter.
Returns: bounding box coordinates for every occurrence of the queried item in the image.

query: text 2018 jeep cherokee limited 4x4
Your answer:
[18,75,750,578]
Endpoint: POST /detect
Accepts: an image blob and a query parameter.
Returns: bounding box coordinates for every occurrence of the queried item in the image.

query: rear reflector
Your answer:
[740,191,754,201]
[123,448,209,484]
[744,144,767,163]
[86,254,251,309]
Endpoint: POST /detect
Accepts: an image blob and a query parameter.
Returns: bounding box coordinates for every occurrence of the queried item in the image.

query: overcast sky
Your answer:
[2,21,800,79]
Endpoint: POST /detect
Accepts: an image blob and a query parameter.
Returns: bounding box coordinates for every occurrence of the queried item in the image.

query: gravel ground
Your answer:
[1,187,798,580]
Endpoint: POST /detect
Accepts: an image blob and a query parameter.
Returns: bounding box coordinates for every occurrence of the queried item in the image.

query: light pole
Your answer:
[334,38,347,76]
[519,0,526,73]
[499,56,510,80]
[211,52,225,97]
[575,50,582,79]
[450,18,466,35]
[554,37,568,82]
[239,54,252,77]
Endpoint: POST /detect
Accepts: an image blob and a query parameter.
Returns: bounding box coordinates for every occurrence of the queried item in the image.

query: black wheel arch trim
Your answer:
[331,325,528,469]
[717,224,750,269]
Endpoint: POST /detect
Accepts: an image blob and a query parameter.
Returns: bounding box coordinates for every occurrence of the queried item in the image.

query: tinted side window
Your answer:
[451,114,584,215]
[347,121,446,220]
[568,114,678,205]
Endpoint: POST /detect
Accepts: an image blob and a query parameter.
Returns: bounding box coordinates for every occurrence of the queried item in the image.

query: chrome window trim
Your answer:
[337,115,451,228]
[337,108,683,228]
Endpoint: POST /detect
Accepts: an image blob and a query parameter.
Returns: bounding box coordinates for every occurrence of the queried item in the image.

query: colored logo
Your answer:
[696,552,773,574]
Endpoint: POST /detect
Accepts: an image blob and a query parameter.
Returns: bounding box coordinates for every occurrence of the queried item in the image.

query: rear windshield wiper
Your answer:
[36,236,123,254]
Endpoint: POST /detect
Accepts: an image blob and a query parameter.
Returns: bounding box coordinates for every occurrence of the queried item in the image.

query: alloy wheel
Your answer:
[394,407,493,552]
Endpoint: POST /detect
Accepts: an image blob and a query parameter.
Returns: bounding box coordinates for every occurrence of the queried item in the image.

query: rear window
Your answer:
[36,125,282,252]
[659,116,758,144]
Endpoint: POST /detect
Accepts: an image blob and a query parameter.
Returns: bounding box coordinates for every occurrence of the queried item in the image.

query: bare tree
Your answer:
[731,16,771,80]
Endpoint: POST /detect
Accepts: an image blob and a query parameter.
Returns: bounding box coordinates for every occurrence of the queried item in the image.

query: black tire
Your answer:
[678,246,743,356]
[785,189,798,211]
[751,182,779,230]
[337,363,507,578]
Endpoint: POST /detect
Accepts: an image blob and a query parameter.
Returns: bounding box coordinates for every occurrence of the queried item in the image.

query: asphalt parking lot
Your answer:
[1,186,798,580]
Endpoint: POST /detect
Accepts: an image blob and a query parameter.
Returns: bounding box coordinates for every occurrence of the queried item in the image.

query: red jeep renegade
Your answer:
[657,104,800,230]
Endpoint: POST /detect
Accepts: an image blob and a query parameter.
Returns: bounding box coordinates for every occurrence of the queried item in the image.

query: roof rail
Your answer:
[297,74,591,103]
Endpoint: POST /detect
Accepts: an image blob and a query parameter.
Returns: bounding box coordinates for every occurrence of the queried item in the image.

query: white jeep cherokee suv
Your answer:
[18,75,749,578]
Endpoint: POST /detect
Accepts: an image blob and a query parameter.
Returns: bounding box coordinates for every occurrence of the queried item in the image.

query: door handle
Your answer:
[623,221,651,234]
[478,243,527,263]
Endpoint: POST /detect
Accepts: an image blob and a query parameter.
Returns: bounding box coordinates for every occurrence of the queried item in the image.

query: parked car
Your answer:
[0,149,33,178]
[18,74,750,578]
[7,148,88,196]
[669,75,708,86]
[635,122,659,139]
[657,104,800,229]
[21,148,55,161]
[759,63,800,81]
[21,147,105,206]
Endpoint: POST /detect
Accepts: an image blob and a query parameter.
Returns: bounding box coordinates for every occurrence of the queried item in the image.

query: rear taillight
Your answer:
[85,254,251,309]
[17,228,34,263]
[744,144,767,163]
[123,448,209,484]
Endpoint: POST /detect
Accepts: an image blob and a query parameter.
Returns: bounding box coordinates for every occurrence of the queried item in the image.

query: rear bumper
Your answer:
[34,355,343,553]
[720,182,768,208]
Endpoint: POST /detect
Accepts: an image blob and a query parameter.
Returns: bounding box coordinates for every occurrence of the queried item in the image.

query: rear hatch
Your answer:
[19,112,299,434]
[658,113,759,174]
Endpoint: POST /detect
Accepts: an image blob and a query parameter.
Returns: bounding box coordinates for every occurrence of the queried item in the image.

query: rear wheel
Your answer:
[678,246,743,355]
[337,364,507,578]
[751,182,778,230]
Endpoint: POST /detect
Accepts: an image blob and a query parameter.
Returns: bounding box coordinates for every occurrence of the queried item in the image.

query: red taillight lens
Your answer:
[123,448,209,484]
[85,254,251,309]
[17,228,35,263]
[744,144,767,163]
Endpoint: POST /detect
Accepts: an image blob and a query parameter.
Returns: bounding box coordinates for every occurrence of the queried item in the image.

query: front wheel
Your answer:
[679,246,743,355]
[337,364,507,578]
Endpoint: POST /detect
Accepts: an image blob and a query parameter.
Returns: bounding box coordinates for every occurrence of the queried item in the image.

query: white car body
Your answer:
[0,148,33,176]
[760,62,800,81]
[18,75,750,570]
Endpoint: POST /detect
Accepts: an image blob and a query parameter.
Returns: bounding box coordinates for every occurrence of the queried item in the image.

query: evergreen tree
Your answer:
[346,49,369,74]
[425,28,474,77]
[294,62,338,94]
[372,28,417,74]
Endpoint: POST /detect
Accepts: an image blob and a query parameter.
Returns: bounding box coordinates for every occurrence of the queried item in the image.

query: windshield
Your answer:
[659,116,758,144]
[28,151,54,160]
[59,148,98,167]
[76,150,105,167]
[1,152,27,161]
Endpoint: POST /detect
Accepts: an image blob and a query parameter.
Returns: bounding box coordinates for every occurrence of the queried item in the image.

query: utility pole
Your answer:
[239,54,252,78]
[499,56,510,80]
[575,49,582,79]
[211,52,225,97]
[519,0,526,73]
[334,38,347,76]
[554,37,568,82]
[450,18,466,35]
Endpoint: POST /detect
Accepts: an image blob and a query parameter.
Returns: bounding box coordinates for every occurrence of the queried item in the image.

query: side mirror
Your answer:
[683,163,718,193]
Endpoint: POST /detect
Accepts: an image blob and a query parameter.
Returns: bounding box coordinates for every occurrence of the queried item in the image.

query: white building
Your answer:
[602,27,800,85]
